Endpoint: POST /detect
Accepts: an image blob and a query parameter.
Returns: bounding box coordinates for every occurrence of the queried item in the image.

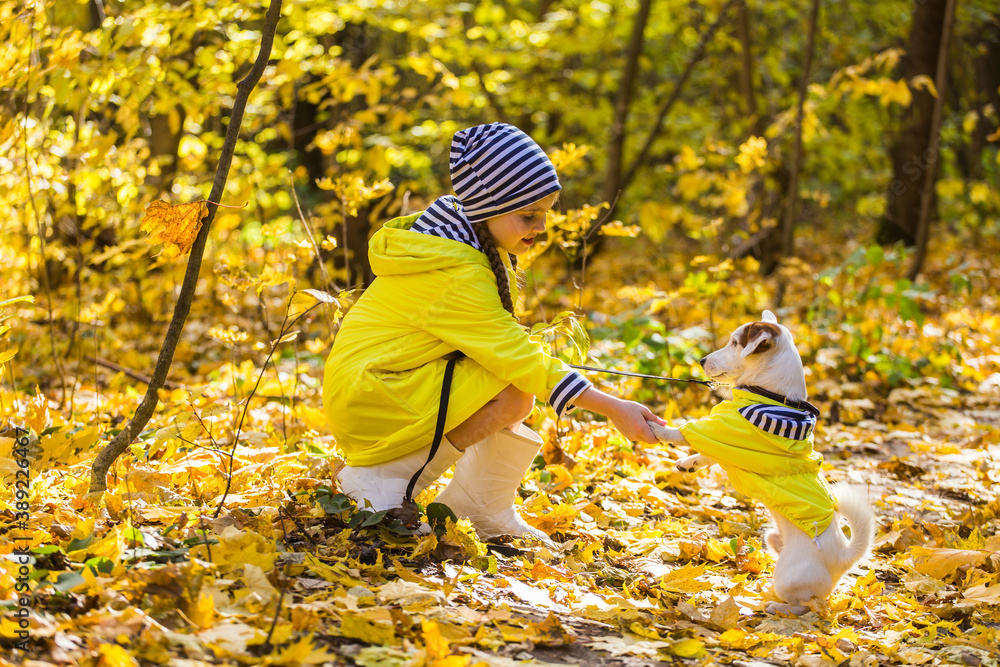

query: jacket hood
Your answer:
[369,212,492,277]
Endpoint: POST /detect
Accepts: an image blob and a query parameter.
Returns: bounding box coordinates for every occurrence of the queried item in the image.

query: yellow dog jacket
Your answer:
[679,388,836,535]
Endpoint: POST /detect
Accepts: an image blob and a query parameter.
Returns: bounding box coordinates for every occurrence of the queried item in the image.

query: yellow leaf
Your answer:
[0,347,17,365]
[910,74,938,98]
[186,590,216,629]
[287,289,337,321]
[189,526,277,572]
[340,610,395,646]
[140,200,209,257]
[736,136,768,174]
[879,78,912,107]
[23,391,50,435]
[545,464,574,491]
[69,524,124,563]
[655,563,712,593]
[910,546,987,580]
[676,172,711,201]
[97,643,139,667]
[668,638,705,658]
[677,145,703,171]
[628,621,663,640]
[523,499,576,534]
[409,533,438,560]
[548,143,591,174]
[432,658,471,667]
[705,539,729,563]
[422,619,450,660]
[295,405,328,431]
[599,221,642,237]
[969,182,991,205]
[441,518,487,559]
[273,633,337,665]
[39,425,97,464]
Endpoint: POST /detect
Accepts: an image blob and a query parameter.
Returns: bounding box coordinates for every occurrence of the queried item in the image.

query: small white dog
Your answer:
[649,310,874,615]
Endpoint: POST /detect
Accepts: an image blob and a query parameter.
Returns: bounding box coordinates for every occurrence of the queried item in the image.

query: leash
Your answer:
[568,364,716,388]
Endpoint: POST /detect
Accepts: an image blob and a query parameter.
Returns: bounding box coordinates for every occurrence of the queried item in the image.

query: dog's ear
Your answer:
[740,322,781,358]
[762,310,777,324]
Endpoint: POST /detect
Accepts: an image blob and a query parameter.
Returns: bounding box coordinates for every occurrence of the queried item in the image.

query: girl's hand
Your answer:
[573,388,667,443]
[607,398,666,444]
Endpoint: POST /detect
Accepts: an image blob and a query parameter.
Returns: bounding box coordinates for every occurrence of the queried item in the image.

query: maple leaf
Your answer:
[271,633,338,666]
[140,200,209,258]
[587,633,671,657]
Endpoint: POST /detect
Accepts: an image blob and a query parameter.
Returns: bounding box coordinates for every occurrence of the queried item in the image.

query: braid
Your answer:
[473,224,516,315]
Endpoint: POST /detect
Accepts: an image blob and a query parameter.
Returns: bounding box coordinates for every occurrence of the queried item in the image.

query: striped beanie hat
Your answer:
[412,123,561,249]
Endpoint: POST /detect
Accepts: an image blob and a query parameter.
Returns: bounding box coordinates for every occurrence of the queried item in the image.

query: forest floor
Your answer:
[2,238,1000,667]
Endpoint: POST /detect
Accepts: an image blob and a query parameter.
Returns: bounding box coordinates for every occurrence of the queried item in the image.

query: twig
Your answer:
[88,0,285,495]
[576,194,620,312]
[198,514,213,564]
[214,298,322,517]
[289,171,339,334]
[341,199,350,287]
[280,502,319,547]
[263,509,292,653]
[93,356,186,391]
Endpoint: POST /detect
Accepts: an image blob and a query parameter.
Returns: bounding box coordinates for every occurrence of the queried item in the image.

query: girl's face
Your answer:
[485,192,559,256]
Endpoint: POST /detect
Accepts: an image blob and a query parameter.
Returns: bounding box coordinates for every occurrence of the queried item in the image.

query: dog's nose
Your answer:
[699,356,707,368]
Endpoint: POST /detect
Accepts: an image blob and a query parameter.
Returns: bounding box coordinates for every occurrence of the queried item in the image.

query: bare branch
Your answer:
[88,0,285,495]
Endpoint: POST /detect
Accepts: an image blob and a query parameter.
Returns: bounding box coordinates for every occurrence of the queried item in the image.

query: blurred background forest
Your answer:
[1,0,998,402]
[2,1,1000,665]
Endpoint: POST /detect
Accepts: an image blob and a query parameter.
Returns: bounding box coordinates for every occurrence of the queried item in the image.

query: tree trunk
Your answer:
[778,0,821,263]
[908,0,957,280]
[877,0,949,247]
[601,0,653,208]
[735,0,761,136]
[147,106,186,194]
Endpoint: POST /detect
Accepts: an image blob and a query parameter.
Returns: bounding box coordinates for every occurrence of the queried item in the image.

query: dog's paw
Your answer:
[765,601,809,617]
[647,422,683,444]
[676,454,710,472]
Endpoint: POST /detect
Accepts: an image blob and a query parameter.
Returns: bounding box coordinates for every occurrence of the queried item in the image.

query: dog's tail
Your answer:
[831,483,875,565]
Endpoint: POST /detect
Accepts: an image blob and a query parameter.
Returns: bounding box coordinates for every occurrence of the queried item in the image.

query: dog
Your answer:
[648,310,874,615]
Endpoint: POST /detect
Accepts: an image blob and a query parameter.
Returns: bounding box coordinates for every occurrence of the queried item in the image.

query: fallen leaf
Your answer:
[710,595,741,630]
[587,633,671,657]
[962,582,1000,605]
[909,546,987,580]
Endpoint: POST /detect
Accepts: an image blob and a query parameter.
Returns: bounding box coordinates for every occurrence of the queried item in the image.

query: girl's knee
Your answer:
[496,385,534,423]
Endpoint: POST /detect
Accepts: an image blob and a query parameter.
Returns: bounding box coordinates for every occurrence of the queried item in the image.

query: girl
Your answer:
[324,123,665,540]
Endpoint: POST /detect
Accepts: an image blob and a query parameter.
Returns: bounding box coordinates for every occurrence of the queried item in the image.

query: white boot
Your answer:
[433,424,548,541]
[338,439,464,512]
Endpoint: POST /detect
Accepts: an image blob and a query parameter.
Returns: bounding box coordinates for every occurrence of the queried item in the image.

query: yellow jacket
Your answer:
[324,213,589,466]
[679,388,835,535]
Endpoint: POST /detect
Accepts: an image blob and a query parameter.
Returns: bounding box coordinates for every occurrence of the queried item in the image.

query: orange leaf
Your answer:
[140,200,209,257]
